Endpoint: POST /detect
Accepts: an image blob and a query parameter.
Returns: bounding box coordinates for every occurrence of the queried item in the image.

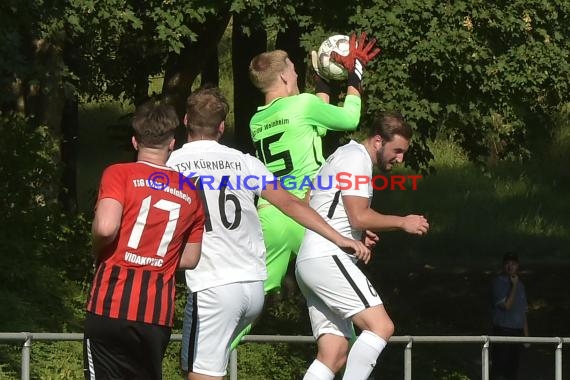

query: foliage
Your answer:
[1,1,569,378]
[0,113,90,375]
[0,0,229,113]
[299,0,570,170]
[4,0,568,164]
[30,342,84,380]
[237,343,311,380]
[61,0,228,103]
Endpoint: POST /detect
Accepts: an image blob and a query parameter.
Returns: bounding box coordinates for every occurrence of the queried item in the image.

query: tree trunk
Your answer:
[59,85,78,214]
[133,68,150,107]
[232,17,266,154]
[162,12,230,147]
[201,48,219,87]
[162,12,230,117]
[276,23,307,92]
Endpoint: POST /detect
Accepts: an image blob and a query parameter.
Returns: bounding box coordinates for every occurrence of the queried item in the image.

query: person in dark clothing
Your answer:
[490,252,529,380]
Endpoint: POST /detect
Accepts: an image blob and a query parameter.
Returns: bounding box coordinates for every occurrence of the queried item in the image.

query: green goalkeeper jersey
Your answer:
[250,92,361,203]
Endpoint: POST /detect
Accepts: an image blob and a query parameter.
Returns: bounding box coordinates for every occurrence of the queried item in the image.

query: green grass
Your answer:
[375,134,570,265]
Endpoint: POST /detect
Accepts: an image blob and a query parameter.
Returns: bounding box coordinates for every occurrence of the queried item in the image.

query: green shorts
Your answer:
[259,205,305,293]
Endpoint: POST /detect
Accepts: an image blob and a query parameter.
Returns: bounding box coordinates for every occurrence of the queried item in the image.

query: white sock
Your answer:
[303,359,335,380]
[342,330,387,380]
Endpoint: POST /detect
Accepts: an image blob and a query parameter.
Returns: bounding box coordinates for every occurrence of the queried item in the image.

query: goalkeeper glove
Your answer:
[330,32,381,88]
[311,50,332,96]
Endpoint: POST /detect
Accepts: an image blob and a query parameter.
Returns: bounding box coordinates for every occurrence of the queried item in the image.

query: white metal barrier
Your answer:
[0,332,567,380]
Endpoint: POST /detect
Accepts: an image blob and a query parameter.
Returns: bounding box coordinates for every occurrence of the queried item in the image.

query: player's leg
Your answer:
[137,320,172,380]
[229,280,265,344]
[346,305,392,380]
[343,276,392,380]
[180,291,195,375]
[299,254,388,380]
[261,205,305,294]
[230,206,304,350]
[84,312,128,380]
[185,282,264,380]
[305,334,348,380]
[84,312,170,380]
[296,257,353,379]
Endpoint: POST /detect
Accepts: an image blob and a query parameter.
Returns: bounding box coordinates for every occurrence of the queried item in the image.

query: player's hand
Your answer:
[311,50,323,77]
[402,215,429,236]
[339,238,372,264]
[311,50,332,96]
[354,32,381,67]
[330,32,381,73]
[510,274,519,285]
[362,229,380,249]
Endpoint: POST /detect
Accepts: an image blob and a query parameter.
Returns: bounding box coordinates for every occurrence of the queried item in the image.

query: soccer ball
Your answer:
[317,34,350,81]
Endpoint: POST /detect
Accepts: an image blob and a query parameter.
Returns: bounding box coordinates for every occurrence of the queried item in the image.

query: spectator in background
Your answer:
[490,252,529,380]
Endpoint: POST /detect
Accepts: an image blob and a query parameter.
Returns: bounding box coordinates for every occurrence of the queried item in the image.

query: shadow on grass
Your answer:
[73,103,570,379]
[249,138,570,378]
[358,148,570,378]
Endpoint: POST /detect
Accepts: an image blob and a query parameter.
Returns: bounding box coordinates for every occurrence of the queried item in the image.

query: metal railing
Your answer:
[0,332,567,380]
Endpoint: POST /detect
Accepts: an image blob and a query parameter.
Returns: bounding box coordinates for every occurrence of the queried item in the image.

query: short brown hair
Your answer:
[185,87,229,139]
[132,100,178,148]
[249,50,289,92]
[367,111,413,142]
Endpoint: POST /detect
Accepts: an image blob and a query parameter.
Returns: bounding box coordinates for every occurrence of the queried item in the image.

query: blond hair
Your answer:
[249,50,289,93]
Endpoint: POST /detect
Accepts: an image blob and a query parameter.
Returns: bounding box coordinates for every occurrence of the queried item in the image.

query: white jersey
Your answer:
[297,140,373,262]
[167,140,275,291]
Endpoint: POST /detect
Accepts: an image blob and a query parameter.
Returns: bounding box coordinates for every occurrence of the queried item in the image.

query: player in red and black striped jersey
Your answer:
[83,100,205,380]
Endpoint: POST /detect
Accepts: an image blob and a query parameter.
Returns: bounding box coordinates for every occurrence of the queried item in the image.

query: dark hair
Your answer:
[502,252,519,263]
[132,100,178,148]
[185,86,229,138]
[366,111,413,142]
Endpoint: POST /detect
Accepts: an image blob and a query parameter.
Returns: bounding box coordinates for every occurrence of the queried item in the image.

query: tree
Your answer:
[339,0,570,169]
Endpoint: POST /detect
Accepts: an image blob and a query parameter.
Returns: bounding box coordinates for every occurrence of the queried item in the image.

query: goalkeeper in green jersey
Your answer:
[231,33,380,349]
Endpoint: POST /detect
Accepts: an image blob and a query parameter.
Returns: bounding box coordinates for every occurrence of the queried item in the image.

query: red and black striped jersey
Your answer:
[86,161,205,327]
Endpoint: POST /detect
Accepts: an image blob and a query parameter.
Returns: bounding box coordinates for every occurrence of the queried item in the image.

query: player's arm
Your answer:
[343,195,429,235]
[91,198,123,259]
[178,195,206,270]
[310,46,363,103]
[261,183,372,263]
[303,93,362,132]
[312,77,361,104]
[179,242,201,269]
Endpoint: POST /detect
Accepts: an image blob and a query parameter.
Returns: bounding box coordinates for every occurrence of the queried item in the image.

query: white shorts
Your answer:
[295,254,382,339]
[180,281,264,376]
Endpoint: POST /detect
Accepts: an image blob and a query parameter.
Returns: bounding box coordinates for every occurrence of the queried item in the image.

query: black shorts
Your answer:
[83,312,171,380]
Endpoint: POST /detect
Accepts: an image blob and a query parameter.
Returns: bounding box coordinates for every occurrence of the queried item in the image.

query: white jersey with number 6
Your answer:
[167,140,275,291]
[298,140,373,263]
